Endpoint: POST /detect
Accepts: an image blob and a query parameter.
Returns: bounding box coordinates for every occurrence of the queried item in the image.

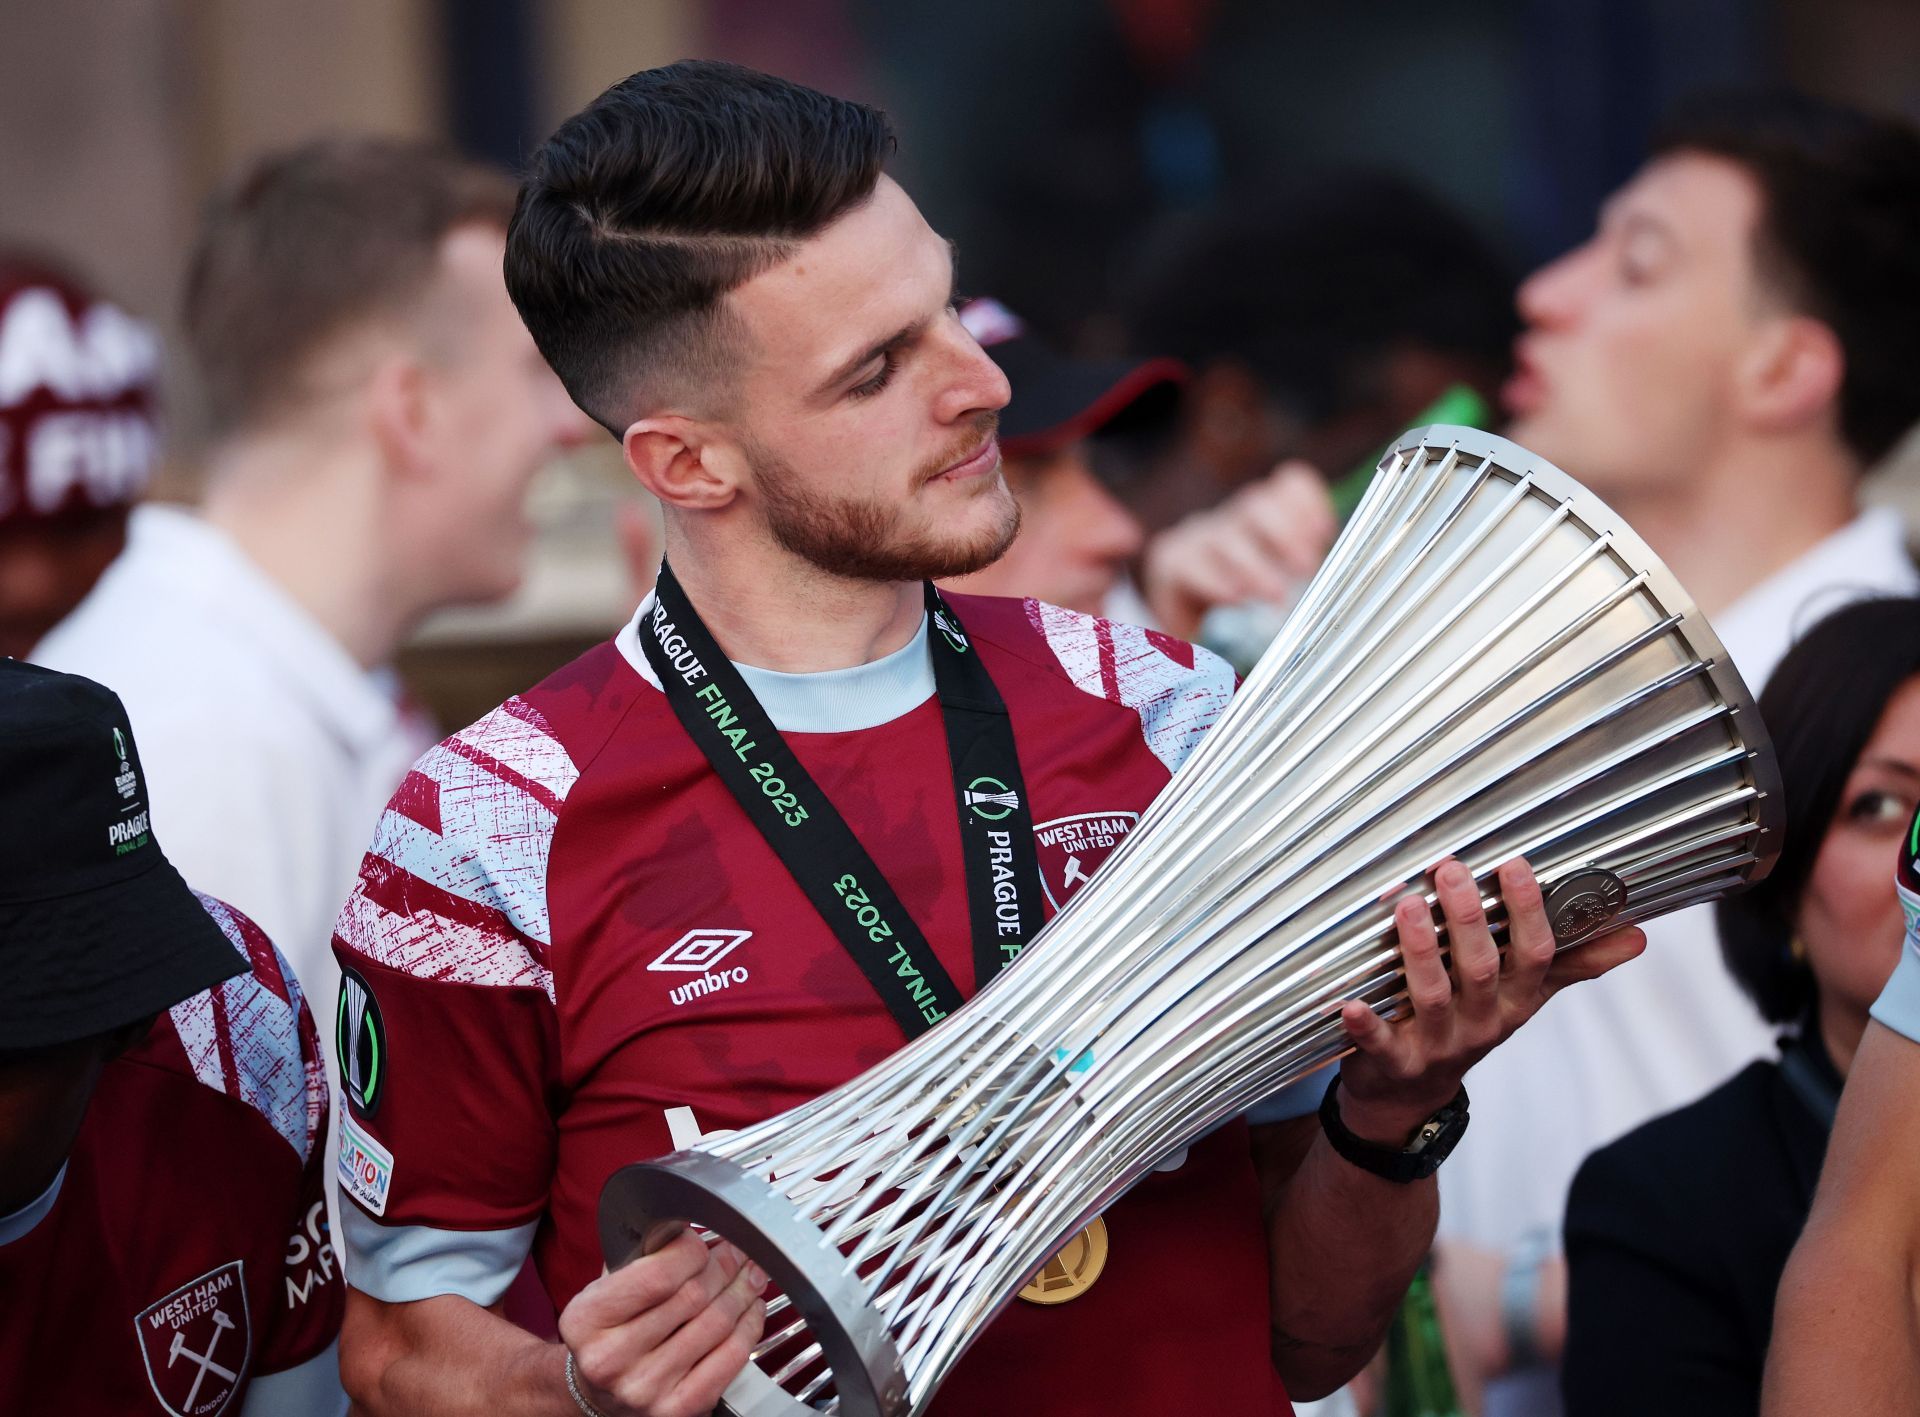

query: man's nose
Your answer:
[937,323,1012,423]
[1515,243,1594,331]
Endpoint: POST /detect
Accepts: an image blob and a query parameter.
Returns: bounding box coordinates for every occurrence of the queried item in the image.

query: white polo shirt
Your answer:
[32,503,431,1099]
[1440,506,1919,1415]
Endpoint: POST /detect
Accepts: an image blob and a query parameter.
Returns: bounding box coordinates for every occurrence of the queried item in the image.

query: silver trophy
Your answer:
[600,426,1783,1416]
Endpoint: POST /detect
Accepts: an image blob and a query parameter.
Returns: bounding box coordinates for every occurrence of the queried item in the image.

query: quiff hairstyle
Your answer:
[1653,89,1920,468]
[505,60,895,437]
[184,137,517,437]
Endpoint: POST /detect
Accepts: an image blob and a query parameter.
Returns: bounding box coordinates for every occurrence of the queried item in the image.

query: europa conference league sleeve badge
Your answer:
[336,967,386,1117]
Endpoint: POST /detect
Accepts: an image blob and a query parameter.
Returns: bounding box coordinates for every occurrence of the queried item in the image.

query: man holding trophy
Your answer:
[331,62,1650,1416]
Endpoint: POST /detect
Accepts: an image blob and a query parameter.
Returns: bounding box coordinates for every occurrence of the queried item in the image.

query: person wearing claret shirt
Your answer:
[0,661,343,1415]
[331,61,1645,1417]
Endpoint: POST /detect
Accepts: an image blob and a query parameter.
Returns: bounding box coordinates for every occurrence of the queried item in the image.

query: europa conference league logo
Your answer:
[964,775,1020,822]
[336,968,386,1117]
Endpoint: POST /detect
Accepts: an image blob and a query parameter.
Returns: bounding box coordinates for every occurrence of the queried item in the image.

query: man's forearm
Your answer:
[342,1291,575,1417]
[1257,1123,1437,1400]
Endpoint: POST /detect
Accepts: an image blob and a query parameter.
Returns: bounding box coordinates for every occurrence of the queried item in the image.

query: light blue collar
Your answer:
[0,1163,65,1246]
[620,593,936,733]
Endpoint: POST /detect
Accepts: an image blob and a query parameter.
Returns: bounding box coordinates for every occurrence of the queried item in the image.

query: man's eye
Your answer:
[1845,788,1912,826]
[849,351,897,400]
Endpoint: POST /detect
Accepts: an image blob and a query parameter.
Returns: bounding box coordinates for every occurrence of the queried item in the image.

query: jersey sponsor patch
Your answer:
[337,1101,395,1217]
[281,1199,338,1313]
[1034,811,1139,909]
[135,1261,251,1417]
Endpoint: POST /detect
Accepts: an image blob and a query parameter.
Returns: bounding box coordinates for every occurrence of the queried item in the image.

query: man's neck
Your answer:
[200,435,409,670]
[665,531,924,673]
[1605,438,1859,619]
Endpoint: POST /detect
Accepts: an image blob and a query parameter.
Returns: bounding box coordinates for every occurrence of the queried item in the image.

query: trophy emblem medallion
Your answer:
[1017,1217,1109,1305]
[1544,868,1629,943]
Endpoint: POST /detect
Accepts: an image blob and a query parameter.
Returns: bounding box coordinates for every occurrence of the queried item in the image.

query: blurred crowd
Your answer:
[5,49,1920,1417]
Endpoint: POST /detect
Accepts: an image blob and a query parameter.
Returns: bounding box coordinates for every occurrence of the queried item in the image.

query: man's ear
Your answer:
[623,415,741,510]
[366,354,436,481]
[1740,314,1845,439]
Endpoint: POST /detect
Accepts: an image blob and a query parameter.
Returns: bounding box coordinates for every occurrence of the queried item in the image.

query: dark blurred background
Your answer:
[8,0,1917,719]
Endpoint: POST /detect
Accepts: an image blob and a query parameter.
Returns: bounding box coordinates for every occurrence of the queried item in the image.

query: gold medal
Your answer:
[1017,1216,1109,1305]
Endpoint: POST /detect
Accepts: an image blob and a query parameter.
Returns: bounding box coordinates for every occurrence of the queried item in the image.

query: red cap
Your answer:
[0,258,159,525]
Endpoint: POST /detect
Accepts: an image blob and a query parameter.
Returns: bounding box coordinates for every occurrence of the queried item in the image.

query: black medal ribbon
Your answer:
[640,564,1044,1040]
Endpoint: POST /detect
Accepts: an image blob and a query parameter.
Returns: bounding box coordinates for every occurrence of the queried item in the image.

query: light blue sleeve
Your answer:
[339,1206,537,1306]
[1871,922,1920,1046]
[241,1340,348,1417]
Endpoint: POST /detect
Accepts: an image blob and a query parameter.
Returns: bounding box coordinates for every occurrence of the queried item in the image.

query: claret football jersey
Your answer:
[333,592,1320,1414]
[0,896,341,1417]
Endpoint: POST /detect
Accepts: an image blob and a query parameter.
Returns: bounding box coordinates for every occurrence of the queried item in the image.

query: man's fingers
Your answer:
[1544,925,1647,994]
[1266,461,1339,550]
[1395,889,1454,1027]
[675,1295,769,1416]
[1498,858,1556,996]
[564,1229,713,1335]
[564,1236,761,1401]
[639,1245,772,1400]
[1208,518,1298,603]
[1340,997,1413,1077]
[1434,860,1500,1025]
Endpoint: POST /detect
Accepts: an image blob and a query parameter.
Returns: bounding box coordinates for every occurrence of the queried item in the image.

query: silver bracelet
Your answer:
[565,1350,612,1417]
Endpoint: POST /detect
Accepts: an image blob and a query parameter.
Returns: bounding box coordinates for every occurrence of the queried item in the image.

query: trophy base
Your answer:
[599,1151,909,1417]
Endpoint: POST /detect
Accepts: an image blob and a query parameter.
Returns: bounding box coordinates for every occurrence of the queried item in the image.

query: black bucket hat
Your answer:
[0,660,245,1049]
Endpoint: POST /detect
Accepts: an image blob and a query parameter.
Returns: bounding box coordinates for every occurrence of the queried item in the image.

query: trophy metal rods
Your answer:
[599,425,1784,1416]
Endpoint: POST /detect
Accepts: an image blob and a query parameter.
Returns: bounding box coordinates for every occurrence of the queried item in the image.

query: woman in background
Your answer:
[1561,595,1920,1417]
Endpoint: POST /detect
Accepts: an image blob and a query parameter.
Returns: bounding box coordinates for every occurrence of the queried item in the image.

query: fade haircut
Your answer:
[1653,89,1920,468]
[184,137,517,437]
[504,60,895,437]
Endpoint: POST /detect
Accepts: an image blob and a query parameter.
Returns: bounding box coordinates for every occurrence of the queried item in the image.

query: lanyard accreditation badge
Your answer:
[639,563,1045,1041]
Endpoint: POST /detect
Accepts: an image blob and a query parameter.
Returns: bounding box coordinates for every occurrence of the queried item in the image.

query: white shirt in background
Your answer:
[32,502,431,1143]
[1441,505,1919,1417]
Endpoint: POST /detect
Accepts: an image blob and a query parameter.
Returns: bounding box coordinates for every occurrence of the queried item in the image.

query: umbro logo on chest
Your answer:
[649,927,754,1007]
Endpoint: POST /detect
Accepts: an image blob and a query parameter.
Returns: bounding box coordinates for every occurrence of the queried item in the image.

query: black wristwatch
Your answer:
[1318,1074,1470,1183]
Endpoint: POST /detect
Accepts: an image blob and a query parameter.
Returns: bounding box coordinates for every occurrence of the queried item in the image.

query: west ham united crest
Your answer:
[135,1261,251,1416]
[1033,812,1138,909]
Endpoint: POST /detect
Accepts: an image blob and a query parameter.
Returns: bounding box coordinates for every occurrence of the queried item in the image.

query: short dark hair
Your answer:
[505,60,895,436]
[1717,596,1920,1023]
[1120,174,1517,427]
[1652,89,1920,467]
[184,137,517,437]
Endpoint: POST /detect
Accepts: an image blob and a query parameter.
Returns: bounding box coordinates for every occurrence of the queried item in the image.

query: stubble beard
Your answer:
[749,417,1022,583]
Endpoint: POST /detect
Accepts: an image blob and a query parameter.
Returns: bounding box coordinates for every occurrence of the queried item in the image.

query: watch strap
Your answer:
[1317,1073,1470,1183]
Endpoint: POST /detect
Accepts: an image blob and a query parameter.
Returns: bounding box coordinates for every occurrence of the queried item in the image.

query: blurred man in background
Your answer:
[34,137,593,1167]
[0,254,159,658]
[0,661,342,1415]
[1434,89,1920,1416]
